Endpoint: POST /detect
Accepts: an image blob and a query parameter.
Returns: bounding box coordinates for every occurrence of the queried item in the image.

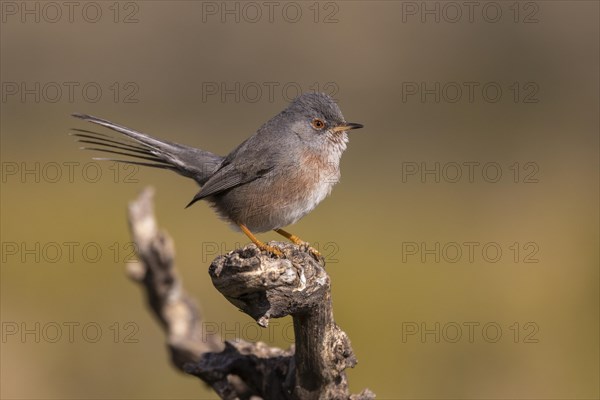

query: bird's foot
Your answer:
[292,239,323,261]
[260,243,284,258]
[239,223,284,257]
[274,228,323,261]
[301,243,323,261]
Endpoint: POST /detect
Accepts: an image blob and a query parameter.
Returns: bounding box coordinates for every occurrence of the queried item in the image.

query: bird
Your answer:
[71,92,363,257]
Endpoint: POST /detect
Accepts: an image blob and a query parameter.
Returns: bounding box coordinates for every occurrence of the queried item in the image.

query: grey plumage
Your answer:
[71,114,223,184]
[72,93,362,233]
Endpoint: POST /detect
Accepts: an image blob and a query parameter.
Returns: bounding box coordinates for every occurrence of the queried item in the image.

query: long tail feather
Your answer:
[92,157,176,170]
[71,130,152,153]
[71,114,224,184]
[80,146,170,164]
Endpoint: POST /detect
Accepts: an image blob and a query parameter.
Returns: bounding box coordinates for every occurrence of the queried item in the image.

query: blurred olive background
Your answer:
[1,1,598,399]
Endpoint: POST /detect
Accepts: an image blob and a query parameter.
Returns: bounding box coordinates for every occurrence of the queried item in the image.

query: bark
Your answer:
[126,188,374,400]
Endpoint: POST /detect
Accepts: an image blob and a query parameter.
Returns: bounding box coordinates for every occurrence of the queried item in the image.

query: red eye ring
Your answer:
[311,118,325,130]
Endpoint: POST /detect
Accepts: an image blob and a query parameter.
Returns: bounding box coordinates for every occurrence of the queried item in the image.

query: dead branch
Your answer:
[126,187,374,399]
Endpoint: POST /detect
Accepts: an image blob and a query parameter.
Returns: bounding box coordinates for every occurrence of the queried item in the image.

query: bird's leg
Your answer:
[274,228,322,259]
[238,224,283,257]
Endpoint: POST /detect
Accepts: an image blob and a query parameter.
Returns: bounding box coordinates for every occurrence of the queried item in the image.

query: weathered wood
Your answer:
[126,188,374,399]
[126,187,222,368]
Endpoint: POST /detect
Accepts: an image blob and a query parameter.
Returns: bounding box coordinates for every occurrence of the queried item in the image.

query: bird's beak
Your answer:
[332,122,364,133]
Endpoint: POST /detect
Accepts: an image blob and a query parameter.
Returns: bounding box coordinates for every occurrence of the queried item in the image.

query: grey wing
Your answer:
[185,161,274,208]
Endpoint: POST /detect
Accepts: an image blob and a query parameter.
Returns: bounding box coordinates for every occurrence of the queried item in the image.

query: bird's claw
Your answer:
[262,244,284,258]
[299,243,322,261]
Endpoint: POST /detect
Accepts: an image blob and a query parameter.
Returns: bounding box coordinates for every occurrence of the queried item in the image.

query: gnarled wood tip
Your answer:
[209,242,330,326]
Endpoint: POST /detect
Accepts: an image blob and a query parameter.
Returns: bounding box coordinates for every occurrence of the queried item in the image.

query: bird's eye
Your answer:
[311,118,326,130]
